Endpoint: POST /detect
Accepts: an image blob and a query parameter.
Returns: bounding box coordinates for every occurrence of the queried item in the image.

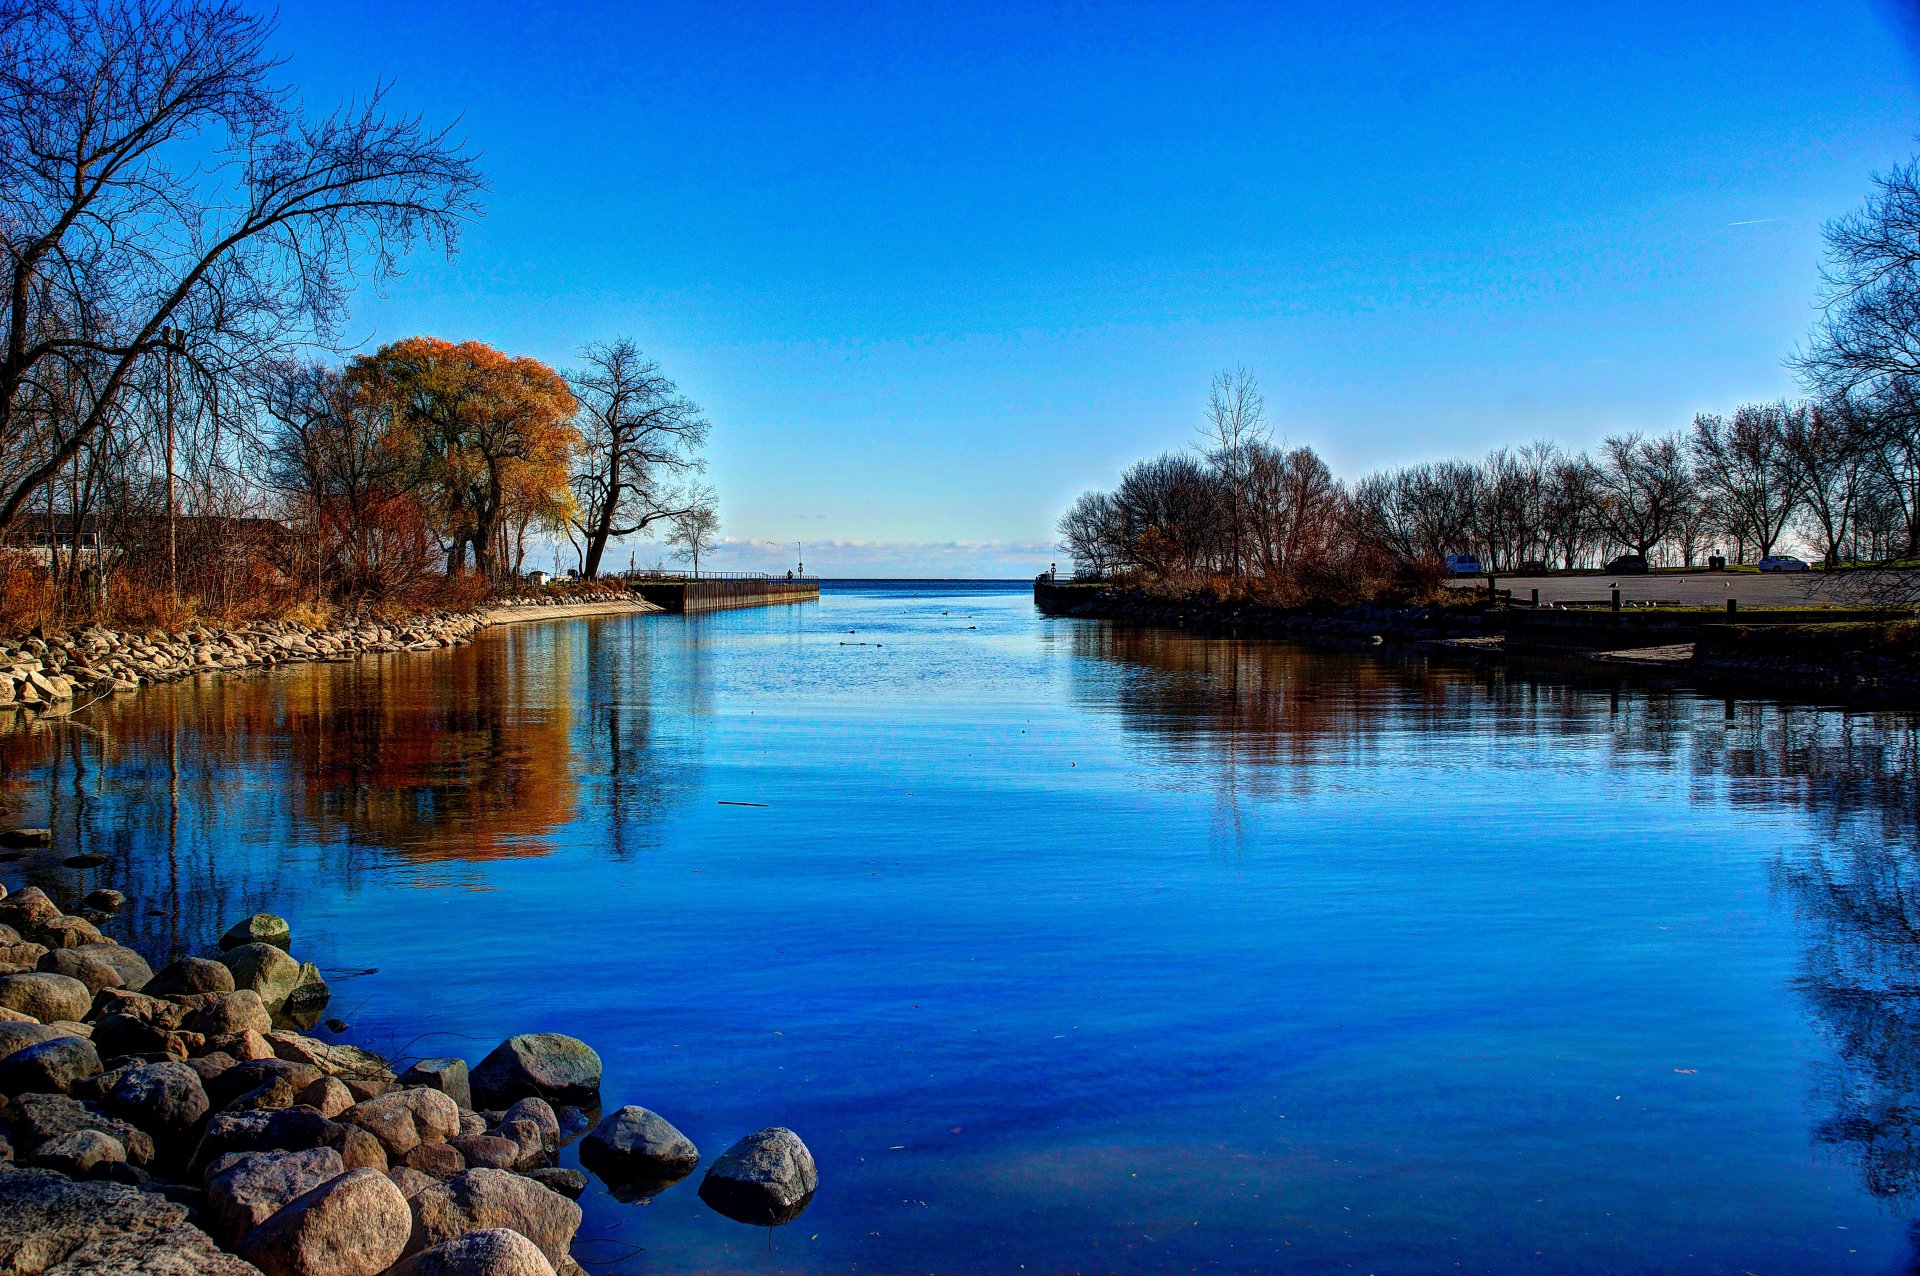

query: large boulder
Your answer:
[93,987,181,1028]
[181,989,273,1037]
[405,1168,582,1268]
[33,914,105,950]
[146,956,235,997]
[0,1020,68,1058]
[105,1061,210,1138]
[221,913,292,952]
[28,1127,125,1176]
[389,1228,557,1276]
[266,1032,395,1099]
[341,1087,460,1159]
[469,1035,600,1109]
[84,945,153,991]
[698,1127,817,1225]
[205,1147,346,1246]
[36,947,129,994]
[578,1106,698,1193]
[237,1167,411,1276]
[0,972,92,1023]
[11,1091,156,1166]
[0,885,60,930]
[281,964,330,1028]
[398,1057,471,1109]
[209,1058,325,1112]
[0,1033,101,1095]
[219,943,302,1013]
[0,1166,260,1275]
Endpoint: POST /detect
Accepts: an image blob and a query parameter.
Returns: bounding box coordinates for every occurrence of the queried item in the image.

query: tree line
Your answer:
[1060,159,1920,594]
[0,0,715,626]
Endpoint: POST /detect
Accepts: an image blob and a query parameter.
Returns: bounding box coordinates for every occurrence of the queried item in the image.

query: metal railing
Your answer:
[619,569,816,583]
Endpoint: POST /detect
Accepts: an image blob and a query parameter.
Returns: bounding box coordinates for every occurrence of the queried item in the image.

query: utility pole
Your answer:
[163,328,178,607]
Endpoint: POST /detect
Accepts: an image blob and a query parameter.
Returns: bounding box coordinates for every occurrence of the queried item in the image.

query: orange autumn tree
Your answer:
[353,338,579,581]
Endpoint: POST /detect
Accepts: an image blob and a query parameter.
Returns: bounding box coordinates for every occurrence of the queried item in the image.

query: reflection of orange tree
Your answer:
[283,639,577,862]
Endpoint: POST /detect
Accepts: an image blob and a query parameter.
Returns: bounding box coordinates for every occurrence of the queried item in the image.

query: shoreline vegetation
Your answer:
[0,889,818,1275]
[1,5,722,645]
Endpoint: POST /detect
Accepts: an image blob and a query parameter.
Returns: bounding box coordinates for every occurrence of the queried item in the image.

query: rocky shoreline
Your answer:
[0,588,663,727]
[0,883,815,1275]
[1046,586,1920,704]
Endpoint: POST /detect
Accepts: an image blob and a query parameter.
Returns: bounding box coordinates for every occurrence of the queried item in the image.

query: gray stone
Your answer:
[106,1061,210,1138]
[35,947,128,995]
[0,1166,257,1276]
[220,943,302,1013]
[220,913,292,952]
[181,989,273,1037]
[0,972,93,1023]
[32,915,104,951]
[87,945,153,991]
[523,1167,586,1199]
[146,956,235,997]
[237,1166,411,1276]
[389,1228,557,1276]
[0,885,59,928]
[404,1168,582,1268]
[29,1128,125,1176]
[11,1092,156,1166]
[470,1034,600,1109]
[450,1134,520,1170]
[206,1147,346,1246]
[296,1075,354,1118]
[399,1057,471,1109]
[82,889,126,912]
[0,1034,102,1095]
[387,1165,438,1199]
[0,1020,68,1058]
[698,1127,818,1225]
[342,1087,460,1158]
[579,1105,698,1189]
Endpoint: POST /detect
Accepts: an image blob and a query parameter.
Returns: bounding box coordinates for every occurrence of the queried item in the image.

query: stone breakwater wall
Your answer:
[1047,586,1492,644]
[0,884,817,1275]
[0,589,657,722]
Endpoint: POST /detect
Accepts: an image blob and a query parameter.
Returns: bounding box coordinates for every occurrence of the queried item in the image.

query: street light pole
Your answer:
[162,328,177,608]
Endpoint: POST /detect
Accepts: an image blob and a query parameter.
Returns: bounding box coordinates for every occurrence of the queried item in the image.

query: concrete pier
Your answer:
[628,574,819,613]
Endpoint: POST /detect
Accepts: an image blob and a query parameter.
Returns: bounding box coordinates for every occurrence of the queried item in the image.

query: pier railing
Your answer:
[619,570,816,583]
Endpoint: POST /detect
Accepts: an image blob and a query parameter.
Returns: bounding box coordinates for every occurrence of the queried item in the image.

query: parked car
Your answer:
[1443,554,1482,576]
[1757,554,1809,573]
[1518,559,1548,573]
[1603,554,1649,574]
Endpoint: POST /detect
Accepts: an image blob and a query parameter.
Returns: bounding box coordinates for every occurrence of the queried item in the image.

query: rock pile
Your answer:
[0,587,661,723]
[0,616,490,719]
[0,889,818,1275]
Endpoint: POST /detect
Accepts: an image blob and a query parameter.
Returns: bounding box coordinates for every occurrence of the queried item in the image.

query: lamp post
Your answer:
[162,327,178,607]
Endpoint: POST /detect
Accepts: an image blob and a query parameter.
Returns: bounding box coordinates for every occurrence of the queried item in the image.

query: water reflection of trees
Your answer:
[0,625,631,959]
[1074,622,1920,1217]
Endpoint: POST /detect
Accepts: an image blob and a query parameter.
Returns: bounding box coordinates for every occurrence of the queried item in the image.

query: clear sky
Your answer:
[277,0,1920,577]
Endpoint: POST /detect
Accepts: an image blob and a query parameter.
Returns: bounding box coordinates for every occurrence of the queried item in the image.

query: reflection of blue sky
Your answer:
[270,0,1920,574]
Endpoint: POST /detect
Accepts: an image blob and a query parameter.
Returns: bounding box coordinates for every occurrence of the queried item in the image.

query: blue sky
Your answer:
[279,0,1920,576]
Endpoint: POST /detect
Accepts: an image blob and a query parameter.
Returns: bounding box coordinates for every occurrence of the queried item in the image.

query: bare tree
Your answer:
[1056,489,1124,579]
[1796,157,1920,398]
[1541,452,1602,569]
[0,0,483,538]
[567,338,710,578]
[1690,404,1799,562]
[1593,432,1694,560]
[1784,398,1874,566]
[664,489,720,575]
[1197,366,1268,576]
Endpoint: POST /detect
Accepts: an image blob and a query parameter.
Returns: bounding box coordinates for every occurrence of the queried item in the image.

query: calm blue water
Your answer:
[3,581,1919,1274]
